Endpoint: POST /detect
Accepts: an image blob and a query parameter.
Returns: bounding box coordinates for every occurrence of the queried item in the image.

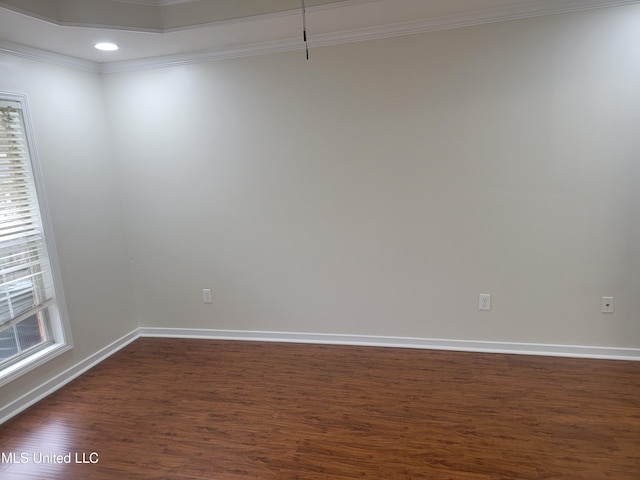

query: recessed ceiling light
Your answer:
[94,42,119,51]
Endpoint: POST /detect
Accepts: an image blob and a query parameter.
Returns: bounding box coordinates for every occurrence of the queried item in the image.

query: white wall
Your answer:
[0,54,137,412]
[104,6,640,348]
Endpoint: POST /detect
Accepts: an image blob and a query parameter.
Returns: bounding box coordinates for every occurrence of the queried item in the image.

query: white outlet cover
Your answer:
[202,288,213,304]
[601,296,614,313]
[479,293,491,311]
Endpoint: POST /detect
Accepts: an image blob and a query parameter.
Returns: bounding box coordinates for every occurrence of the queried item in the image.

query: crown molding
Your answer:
[1,0,637,74]
[311,0,640,46]
[99,37,302,73]
[101,0,640,73]
[109,0,197,5]
[0,40,100,73]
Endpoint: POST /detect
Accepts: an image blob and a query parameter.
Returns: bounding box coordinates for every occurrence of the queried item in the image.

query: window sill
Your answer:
[0,342,72,387]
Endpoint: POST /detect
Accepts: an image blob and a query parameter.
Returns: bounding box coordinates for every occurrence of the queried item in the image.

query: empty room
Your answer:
[0,0,639,478]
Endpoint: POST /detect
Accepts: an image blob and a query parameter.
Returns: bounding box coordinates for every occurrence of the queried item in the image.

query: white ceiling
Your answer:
[0,0,637,69]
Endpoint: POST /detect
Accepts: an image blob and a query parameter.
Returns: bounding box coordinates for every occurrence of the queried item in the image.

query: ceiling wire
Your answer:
[301,0,309,60]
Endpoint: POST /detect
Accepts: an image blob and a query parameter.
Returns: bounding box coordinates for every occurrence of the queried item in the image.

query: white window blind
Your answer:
[0,100,55,368]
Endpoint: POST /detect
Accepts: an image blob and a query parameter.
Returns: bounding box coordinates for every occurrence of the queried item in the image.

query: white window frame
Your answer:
[0,92,72,386]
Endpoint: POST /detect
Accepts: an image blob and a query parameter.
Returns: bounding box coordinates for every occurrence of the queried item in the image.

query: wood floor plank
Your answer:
[1,338,639,479]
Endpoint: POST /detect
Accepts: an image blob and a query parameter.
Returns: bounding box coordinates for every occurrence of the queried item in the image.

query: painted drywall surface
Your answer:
[104,5,640,347]
[0,55,137,403]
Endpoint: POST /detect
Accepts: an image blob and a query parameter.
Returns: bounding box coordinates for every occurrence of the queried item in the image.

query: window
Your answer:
[0,93,71,385]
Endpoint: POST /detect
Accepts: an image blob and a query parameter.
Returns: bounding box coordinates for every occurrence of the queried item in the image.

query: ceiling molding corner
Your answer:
[0,40,100,73]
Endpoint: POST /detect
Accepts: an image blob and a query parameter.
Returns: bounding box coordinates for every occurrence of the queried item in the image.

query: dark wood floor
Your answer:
[0,338,639,479]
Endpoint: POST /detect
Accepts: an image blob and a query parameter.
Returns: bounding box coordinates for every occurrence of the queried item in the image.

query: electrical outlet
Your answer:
[479,293,491,311]
[601,296,614,313]
[202,288,213,304]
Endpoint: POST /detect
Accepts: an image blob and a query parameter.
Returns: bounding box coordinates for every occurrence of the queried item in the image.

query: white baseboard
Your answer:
[3,327,638,425]
[0,329,139,425]
[138,327,640,361]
